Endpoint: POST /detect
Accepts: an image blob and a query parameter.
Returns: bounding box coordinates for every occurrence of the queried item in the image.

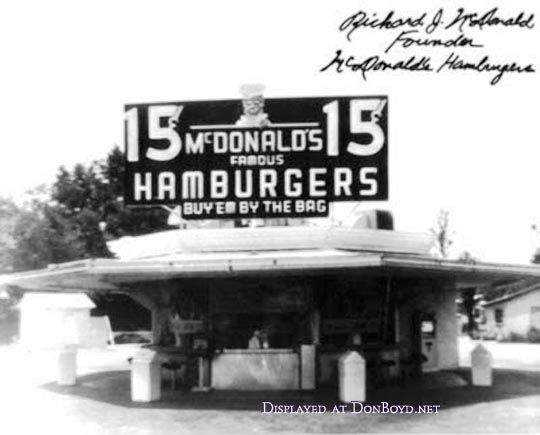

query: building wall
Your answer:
[398,280,459,370]
[484,290,540,339]
[19,308,92,349]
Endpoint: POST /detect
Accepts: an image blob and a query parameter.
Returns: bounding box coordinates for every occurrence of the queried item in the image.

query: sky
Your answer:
[0,0,539,264]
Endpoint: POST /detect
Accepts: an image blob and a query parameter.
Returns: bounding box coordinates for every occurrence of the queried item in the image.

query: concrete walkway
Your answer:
[0,340,539,434]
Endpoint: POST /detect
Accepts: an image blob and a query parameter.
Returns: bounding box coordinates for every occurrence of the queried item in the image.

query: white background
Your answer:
[0,0,538,263]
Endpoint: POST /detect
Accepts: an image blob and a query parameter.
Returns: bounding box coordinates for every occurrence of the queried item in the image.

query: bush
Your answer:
[481,331,498,341]
[501,332,527,343]
[527,327,540,343]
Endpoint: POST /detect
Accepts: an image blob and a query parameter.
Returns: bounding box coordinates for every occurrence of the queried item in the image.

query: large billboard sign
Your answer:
[124,88,388,219]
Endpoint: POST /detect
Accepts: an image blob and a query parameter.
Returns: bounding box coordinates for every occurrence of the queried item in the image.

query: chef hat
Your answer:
[240,83,265,99]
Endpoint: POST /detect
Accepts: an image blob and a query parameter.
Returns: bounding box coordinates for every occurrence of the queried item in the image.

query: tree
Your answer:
[0,197,20,273]
[9,203,86,270]
[52,146,170,241]
[430,210,481,337]
[49,146,171,256]
[531,223,540,263]
[430,209,453,258]
[3,146,171,272]
[98,146,172,238]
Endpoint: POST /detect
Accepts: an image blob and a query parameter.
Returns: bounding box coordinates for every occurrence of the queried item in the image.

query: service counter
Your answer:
[150,343,400,390]
[148,346,300,390]
[211,348,299,390]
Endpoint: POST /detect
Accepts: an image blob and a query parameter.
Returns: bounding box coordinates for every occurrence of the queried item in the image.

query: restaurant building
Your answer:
[3,90,540,393]
[3,223,540,391]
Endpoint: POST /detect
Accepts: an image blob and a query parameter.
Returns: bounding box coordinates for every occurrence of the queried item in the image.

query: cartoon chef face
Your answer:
[240,84,266,116]
[242,94,265,116]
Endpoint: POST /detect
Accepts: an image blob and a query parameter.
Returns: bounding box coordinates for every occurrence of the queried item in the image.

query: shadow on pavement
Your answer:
[40,368,540,411]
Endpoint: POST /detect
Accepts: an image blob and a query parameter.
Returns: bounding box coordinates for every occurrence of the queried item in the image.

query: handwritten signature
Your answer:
[444,8,534,33]
[326,6,535,85]
[340,7,534,41]
[320,50,535,85]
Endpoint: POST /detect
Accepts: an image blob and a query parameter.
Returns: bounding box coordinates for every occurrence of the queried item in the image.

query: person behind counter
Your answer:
[248,329,270,349]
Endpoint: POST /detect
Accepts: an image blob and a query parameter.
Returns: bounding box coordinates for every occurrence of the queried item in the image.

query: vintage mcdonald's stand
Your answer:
[3,90,540,393]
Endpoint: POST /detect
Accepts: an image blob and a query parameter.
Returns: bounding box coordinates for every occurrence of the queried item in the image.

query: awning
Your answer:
[2,249,540,293]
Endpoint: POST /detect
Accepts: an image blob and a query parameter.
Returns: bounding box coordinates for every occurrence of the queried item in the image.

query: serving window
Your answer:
[212,277,310,349]
[315,276,396,347]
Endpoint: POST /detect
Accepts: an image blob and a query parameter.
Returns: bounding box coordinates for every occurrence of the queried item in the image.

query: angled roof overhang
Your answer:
[2,226,539,293]
[2,250,540,294]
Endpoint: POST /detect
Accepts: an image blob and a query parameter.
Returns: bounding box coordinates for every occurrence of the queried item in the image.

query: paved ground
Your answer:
[0,338,539,434]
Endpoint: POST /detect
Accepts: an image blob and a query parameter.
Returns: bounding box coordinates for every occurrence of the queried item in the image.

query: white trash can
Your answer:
[471,343,492,386]
[131,349,161,402]
[57,344,78,386]
[338,351,366,403]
